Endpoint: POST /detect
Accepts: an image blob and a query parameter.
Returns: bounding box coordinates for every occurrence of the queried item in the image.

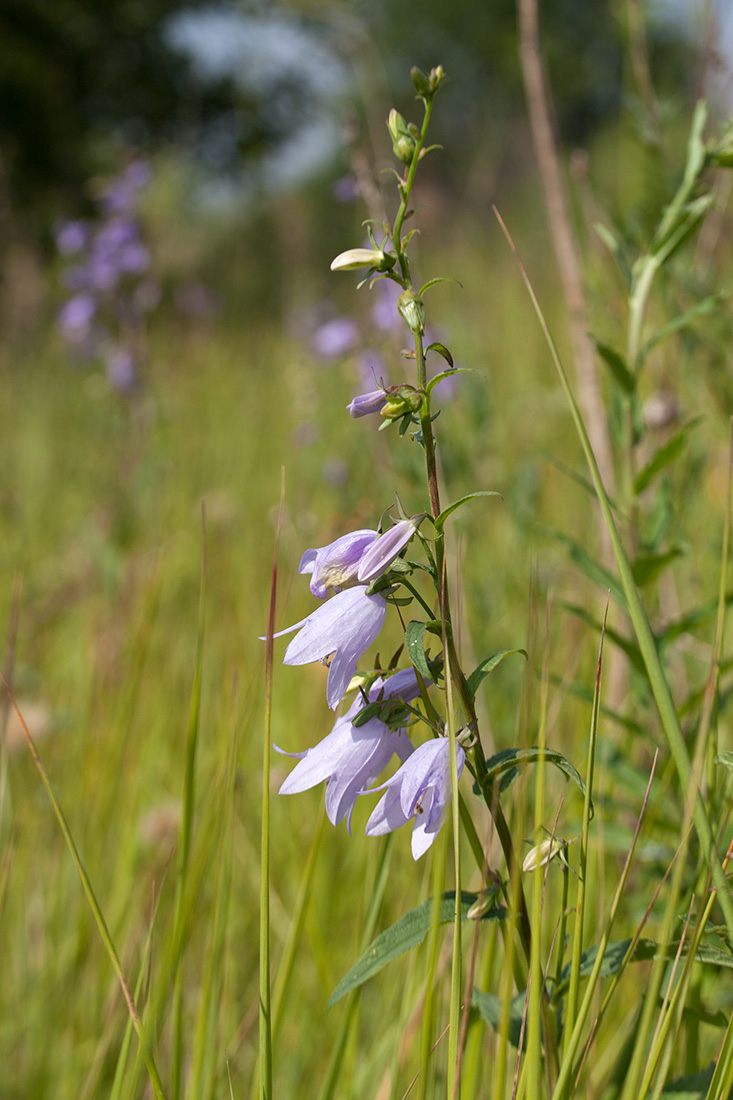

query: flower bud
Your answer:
[380,384,423,421]
[522,837,566,873]
[387,108,416,165]
[411,67,432,98]
[330,248,394,273]
[397,289,426,335]
[429,66,446,92]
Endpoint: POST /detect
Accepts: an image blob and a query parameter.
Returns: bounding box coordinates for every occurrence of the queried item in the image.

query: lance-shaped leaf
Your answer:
[593,338,635,393]
[641,294,725,359]
[435,491,502,536]
[633,418,702,496]
[328,891,505,1008]
[481,747,590,810]
[466,649,527,699]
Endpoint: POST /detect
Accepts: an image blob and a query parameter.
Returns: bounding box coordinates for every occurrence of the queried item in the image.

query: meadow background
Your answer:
[1,2,733,1098]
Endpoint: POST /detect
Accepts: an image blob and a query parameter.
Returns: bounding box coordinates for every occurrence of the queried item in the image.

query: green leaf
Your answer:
[426,366,476,398]
[466,649,527,699]
[542,527,626,607]
[593,222,633,287]
[419,276,461,295]
[554,938,657,996]
[471,988,526,1049]
[405,620,440,680]
[658,1065,714,1100]
[633,419,703,495]
[593,339,635,393]
[715,750,733,774]
[328,892,505,1008]
[562,602,646,676]
[631,544,686,588]
[425,342,454,368]
[641,295,724,359]
[435,491,502,535]
[482,747,589,808]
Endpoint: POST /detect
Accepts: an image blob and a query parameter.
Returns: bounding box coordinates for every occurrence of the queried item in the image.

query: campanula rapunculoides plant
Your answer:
[264,65,568,1093]
[260,63,733,1100]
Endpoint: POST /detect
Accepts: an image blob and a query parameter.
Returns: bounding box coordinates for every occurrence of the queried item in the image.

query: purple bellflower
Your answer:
[277,668,422,829]
[357,519,417,584]
[271,586,387,709]
[347,388,388,418]
[299,530,378,597]
[365,738,466,859]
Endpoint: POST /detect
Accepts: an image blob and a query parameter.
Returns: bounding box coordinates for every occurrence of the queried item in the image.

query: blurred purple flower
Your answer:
[55,220,90,256]
[104,347,137,393]
[270,586,387,709]
[332,174,360,203]
[299,529,378,597]
[58,294,96,339]
[347,388,388,418]
[277,668,422,829]
[365,738,465,859]
[311,316,359,360]
[371,278,403,333]
[100,160,151,213]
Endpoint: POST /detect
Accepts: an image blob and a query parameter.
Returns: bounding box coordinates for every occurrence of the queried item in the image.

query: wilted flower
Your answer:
[299,530,379,598]
[270,586,387,709]
[365,738,465,859]
[277,668,422,829]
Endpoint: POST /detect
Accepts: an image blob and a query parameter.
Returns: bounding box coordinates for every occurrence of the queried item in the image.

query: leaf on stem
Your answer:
[466,649,527,699]
[434,491,502,536]
[633,418,703,495]
[481,747,589,808]
[327,891,505,1008]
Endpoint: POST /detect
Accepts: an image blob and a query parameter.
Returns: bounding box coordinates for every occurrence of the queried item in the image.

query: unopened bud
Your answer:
[411,67,431,98]
[330,248,395,273]
[522,837,565,873]
[387,108,416,165]
[398,289,425,335]
[429,66,446,92]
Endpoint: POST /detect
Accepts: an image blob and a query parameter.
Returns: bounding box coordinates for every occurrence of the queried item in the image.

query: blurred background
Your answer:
[2,1,733,1096]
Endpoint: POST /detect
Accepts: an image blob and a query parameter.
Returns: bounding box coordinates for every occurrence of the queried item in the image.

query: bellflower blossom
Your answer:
[365,738,466,860]
[300,521,417,598]
[299,530,378,597]
[357,519,417,584]
[277,668,422,829]
[271,586,387,709]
